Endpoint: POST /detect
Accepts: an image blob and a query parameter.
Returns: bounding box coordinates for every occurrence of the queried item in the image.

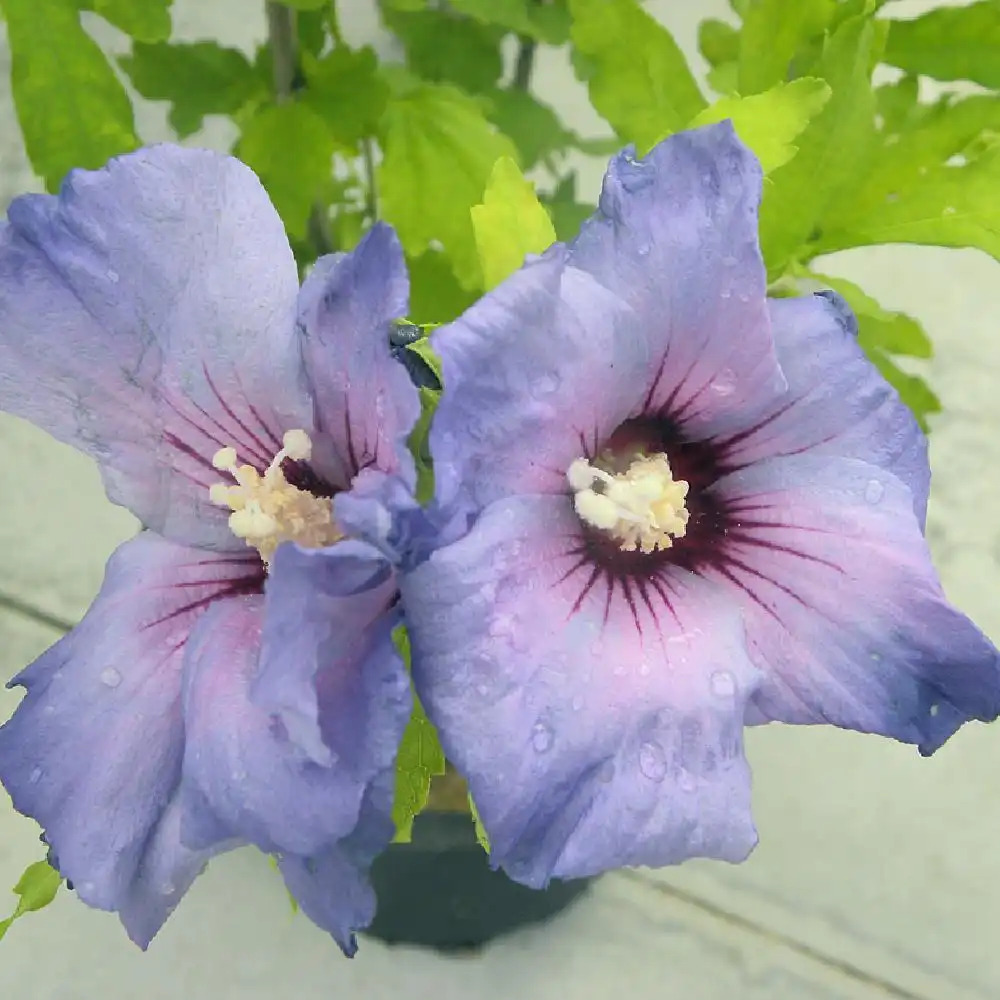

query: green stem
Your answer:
[512,0,542,91]
[265,2,296,103]
[362,137,378,222]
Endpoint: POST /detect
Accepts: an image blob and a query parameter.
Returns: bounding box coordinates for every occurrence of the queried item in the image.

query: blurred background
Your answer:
[1,1,999,997]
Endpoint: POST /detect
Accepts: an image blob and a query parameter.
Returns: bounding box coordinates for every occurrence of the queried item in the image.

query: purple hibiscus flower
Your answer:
[398,122,1000,886]
[0,146,420,952]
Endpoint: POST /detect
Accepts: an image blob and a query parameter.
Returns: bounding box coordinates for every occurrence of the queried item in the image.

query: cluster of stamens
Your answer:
[209,429,342,568]
[567,452,690,554]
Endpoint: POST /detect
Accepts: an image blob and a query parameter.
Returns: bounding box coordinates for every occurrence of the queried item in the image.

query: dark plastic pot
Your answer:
[365,810,592,950]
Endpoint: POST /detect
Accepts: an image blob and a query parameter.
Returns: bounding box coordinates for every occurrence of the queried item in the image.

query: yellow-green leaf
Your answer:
[0,861,62,942]
[689,78,831,174]
[471,157,556,291]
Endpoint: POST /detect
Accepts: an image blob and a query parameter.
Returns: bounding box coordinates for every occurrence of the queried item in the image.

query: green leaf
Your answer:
[120,41,264,138]
[698,18,740,68]
[84,0,172,42]
[269,0,328,9]
[2,0,138,190]
[542,173,594,242]
[0,861,62,942]
[707,61,739,97]
[757,5,879,277]
[383,7,503,93]
[301,46,389,150]
[884,1,1000,89]
[874,75,920,134]
[378,83,518,289]
[568,0,705,152]
[469,795,491,853]
[406,250,480,324]
[484,88,573,168]
[391,627,446,843]
[471,157,556,290]
[737,0,835,95]
[813,138,1000,264]
[689,78,831,174]
[236,103,335,241]
[450,0,571,44]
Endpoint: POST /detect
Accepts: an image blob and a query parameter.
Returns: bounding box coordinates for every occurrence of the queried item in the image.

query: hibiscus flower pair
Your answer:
[1,124,997,955]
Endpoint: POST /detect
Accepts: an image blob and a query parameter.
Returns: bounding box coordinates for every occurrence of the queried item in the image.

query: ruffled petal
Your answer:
[428,245,650,514]
[277,779,394,955]
[181,543,410,860]
[708,455,1000,751]
[297,223,420,488]
[0,532,260,925]
[567,122,784,436]
[403,494,760,886]
[712,292,930,526]
[0,145,311,548]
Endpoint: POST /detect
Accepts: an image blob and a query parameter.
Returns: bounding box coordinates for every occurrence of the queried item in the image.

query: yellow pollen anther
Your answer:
[207,429,342,568]
[567,453,690,554]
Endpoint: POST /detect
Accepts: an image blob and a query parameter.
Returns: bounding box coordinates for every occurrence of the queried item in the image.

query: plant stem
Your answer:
[265,2,296,103]
[512,0,543,91]
[362,137,378,222]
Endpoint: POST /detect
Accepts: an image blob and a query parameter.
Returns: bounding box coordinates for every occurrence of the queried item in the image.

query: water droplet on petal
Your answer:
[678,769,697,792]
[929,703,940,717]
[710,671,736,698]
[711,368,737,396]
[638,660,651,677]
[531,721,554,753]
[638,741,667,782]
[637,243,651,256]
[99,668,122,689]
[722,255,738,267]
[29,767,42,784]
[107,269,119,283]
[720,288,733,300]
[161,881,176,895]
[864,479,884,504]
[571,694,584,711]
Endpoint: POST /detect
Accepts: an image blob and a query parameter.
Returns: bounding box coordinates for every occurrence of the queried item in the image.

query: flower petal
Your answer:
[181,543,410,860]
[0,531,260,928]
[713,292,930,527]
[567,122,784,435]
[297,223,420,487]
[709,455,1000,751]
[403,494,760,885]
[428,245,650,514]
[0,145,310,548]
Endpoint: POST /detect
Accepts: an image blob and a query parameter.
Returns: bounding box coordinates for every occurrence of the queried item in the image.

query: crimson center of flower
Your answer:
[208,428,343,568]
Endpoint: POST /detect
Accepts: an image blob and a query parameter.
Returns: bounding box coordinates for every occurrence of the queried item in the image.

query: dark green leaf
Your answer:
[484,88,573,167]
[406,250,479,324]
[542,172,593,242]
[382,7,503,93]
[758,6,879,276]
[698,18,739,68]
[450,0,571,44]
[378,83,518,288]
[737,0,835,95]
[83,0,172,42]
[707,61,739,96]
[301,46,389,150]
[569,0,705,151]
[391,627,446,843]
[874,75,920,134]
[2,0,138,190]
[236,103,335,241]
[270,0,328,10]
[120,41,264,138]
[884,1,1000,89]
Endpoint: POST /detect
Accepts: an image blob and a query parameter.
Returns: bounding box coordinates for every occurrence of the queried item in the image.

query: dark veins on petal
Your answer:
[558,407,839,633]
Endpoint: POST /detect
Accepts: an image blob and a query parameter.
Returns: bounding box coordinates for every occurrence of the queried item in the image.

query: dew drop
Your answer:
[531,721,554,753]
[29,767,42,785]
[571,694,584,711]
[161,881,176,895]
[678,769,697,792]
[711,367,737,396]
[79,881,96,896]
[107,269,119,284]
[721,254,738,267]
[942,205,956,215]
[720,288,733,300]
[637,243,651,257]
[638,660,651,677]
[99,667,122,689]
[864,479,884,504]
[929,703,940,718]
[710,670,736,698]
[638,741,667,782]
[536,375,559,395]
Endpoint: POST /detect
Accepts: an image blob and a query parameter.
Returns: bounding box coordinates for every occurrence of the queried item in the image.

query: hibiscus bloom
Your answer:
[398,123,1000,886]
[0,146,419,953]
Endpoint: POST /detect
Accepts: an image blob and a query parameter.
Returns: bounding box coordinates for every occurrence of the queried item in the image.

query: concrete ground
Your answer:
[2,1,999,998]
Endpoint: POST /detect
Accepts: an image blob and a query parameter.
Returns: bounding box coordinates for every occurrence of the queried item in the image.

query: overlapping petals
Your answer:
[398,121,1000,887]
[0,146,420,951]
